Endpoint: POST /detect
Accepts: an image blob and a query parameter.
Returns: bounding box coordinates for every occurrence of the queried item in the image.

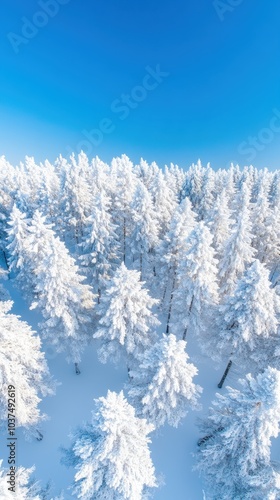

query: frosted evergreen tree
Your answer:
[129,180,159,280]
[171,221,219,340]
[251,180,272,262]
[6,205,29,274]
[196,367,280,500]
[151,169,178,240]
[79,190,119,303]
[110,155,138,263]
[218,183,255,297]
[30,234,95,374]
[128,334,201,428]
[207,188,233,258]
[0,461,41,499]
[198,165,215,221]
[0,301,55,439]
[182,160,205,212]
[93,263,160,370]
[159,197,196,330]
[216,260,279,388]
[61,390,157,500]
[59,153,93,245]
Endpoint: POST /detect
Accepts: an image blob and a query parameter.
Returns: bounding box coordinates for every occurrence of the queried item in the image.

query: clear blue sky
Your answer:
[1,0,280,169]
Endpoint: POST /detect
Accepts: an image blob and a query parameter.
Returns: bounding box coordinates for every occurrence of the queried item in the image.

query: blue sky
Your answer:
[1,0,280,169]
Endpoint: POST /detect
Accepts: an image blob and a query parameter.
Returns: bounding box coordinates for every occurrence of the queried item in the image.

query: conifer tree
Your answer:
[196,367,280,500]
[93,263,159,369]
[129,180,159,280]
[159,197,196,331]
[79,190,119,303]
[30,233,95,373]
[61,390,157,500]
[216,260,279,388]
[0,461,41,499]
[128,333,201,428]
[218,184,255,297]
[0,301,55,439]
[171,221,219,340]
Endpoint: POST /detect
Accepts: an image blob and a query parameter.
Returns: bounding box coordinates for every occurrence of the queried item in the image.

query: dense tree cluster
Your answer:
[0,153,279,498]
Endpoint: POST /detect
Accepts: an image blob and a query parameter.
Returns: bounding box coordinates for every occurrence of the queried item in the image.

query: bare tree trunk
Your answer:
[182,295,194,340]
[166,275,176,334]
[2,250,10,278]
[75,362,81,375]
[217,360,232,388]
[140,251,143,281]
[97,288,101,304]
[36,429,43,441]
[197,426,224,446]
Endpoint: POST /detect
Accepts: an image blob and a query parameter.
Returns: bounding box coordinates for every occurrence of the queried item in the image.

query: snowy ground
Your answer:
[1,270,279,499]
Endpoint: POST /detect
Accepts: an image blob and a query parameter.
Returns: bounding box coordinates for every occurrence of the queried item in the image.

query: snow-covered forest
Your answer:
[0,153,280,499]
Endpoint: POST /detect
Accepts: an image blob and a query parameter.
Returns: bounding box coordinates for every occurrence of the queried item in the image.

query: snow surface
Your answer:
[2,256,273,500]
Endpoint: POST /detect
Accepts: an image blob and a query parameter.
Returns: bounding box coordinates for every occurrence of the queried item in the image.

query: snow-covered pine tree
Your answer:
[61,390,157,500]
[218,183,255,297]
[30,233,95,374]
[196,367,280,500]
[171,221,219,340]
[93,263,160,370]
[206,188,233,258]
[0,301,55,439]
[158,197,196,331]
[5,205,34,297]
[198,165,215,221]
[128,333,201,428]
[79,190,119,303]
[151,168,178,240]
[110,155,138,264]
[215,260,279,388]
[0,460,41,499]
[129,180,159,280]
[251,179,273,263]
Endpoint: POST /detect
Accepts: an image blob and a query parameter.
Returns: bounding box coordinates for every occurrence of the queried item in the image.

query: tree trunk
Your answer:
[2,251,10,278]
[182,295,194,340]
[217,360,232,388]
[97,288,101,305]
[36,429,43,441]
[140,251,143,281]
[75,362,81,375]
[197,426,224,446]
[166,275,176,334]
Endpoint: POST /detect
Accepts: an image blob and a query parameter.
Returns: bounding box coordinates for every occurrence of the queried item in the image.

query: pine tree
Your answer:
[128,334,201,428]
[129,180,159,280]
[61,390,157,500]
[218,183,255,297]
[171,221,219,340]
[151,169,178,240]
[6,205,30,280]
[0,460,41,499]
[196,367,280,500]
[93,263,160,368]
[79,190,119,303]
[30,233,95,372]
[207,188,233,258]
[0,301,55,439]
[110,155,138,264]
[158,197,196,331]
[216,260,279,387]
